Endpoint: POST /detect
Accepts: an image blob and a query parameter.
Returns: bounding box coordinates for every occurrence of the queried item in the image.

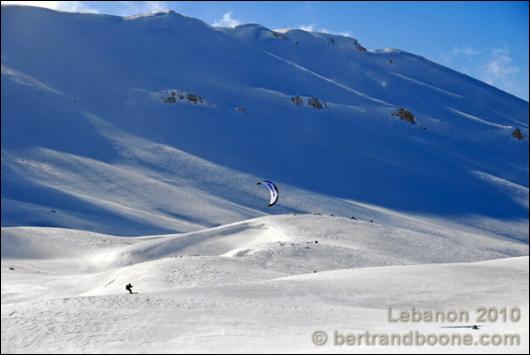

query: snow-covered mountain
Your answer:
[1,6,528,353]
[2,5,528,239]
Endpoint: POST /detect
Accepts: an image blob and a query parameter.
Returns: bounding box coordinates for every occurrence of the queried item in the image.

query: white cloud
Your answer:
[213,11,240,28]
[480,49,519,92]
[143,1,169,13]
[120,1,170,15]
[1,1,99,13]
[299,24,351,37]
[440,46,521,96]
[96,1,171,16]
[452,46,481,57]
[299,24,315,31]
[60,1,99,13]
[319,28,352,37]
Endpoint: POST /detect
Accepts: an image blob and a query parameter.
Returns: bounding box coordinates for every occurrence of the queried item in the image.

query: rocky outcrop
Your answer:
[291,96,304,106]
[392,107,416,124]
[512,128,525,141]
[160,90,205,105]
[291,95,327,109]
[307,97,326,109]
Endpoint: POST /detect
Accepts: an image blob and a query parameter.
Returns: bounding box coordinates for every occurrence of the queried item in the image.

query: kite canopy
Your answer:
[257,180,279,207]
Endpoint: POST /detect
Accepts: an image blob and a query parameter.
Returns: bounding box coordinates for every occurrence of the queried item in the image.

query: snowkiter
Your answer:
[125,283,133,294]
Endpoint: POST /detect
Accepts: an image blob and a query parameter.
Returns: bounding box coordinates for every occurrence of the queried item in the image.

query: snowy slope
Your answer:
[2,215,528,353]
[1,5,528,240]
[3,257,528,353]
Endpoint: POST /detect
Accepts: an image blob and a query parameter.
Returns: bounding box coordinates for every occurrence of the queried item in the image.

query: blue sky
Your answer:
[3,1,528,100]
